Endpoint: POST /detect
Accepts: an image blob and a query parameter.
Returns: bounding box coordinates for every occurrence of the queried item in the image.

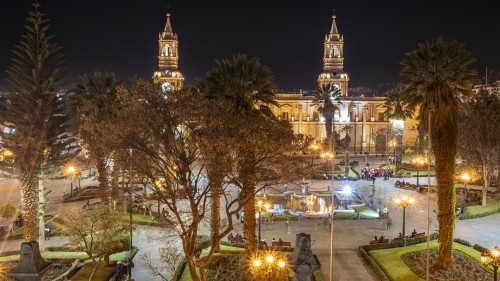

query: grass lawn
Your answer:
[369,242,486,281]
[461,198,500,219]
[70,263,115,281]
[126,213,166,226]
[352,206,379,218]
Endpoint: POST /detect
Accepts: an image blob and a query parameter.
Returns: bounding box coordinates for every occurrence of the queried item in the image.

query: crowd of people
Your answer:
[360,167,394,180]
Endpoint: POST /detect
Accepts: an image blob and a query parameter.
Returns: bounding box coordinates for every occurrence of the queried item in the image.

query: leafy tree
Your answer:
[69,71,123,205]
[0,2,73,241]
[64,203,130,279]
[382,84,413,172]
[315,84,341,150]
[401,37,478,268]
[204,54,297,256]
[458,89,500,206]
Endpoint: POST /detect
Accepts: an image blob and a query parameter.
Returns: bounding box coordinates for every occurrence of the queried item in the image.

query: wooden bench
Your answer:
[228,237,244,243]
[272,241,292,248]
[369,239,389,244]
[412,232,425,238]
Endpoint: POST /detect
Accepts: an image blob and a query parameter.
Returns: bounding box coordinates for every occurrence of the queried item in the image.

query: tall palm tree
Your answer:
[400,37,478,268]
[0,2,71,242]
[70,72,122,205]
[315,84,341,150]
[205,54,278,254]
[382,85,413,173]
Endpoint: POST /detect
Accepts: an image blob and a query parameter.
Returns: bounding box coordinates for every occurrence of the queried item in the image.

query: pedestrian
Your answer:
[386,217,392,230]
[115,261,123,277]
[372,176,376,185]
[382,206,388,219]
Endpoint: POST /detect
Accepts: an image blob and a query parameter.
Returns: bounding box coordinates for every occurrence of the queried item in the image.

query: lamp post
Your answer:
[309,144,319,166]
[394,193,414,244]
[320,150,335,281]
[67,166,75,197]
[256,200,270,249]
[481,246,500,281]
[461,173,470,193]
[412,156,426,187]
[127,148,135,280]
[252,253,287,281]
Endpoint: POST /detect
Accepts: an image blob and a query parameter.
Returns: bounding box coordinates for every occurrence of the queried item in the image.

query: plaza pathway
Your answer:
[1,156,499,281]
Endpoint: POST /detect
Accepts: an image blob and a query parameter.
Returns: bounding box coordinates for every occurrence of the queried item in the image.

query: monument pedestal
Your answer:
[7,241,51,281]
[288,233,321,281]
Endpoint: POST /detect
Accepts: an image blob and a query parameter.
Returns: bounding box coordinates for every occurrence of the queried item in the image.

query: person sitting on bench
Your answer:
[379,236,384,243]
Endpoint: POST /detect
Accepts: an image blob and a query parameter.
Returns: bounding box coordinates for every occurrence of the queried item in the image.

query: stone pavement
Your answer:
[2,156,500,281]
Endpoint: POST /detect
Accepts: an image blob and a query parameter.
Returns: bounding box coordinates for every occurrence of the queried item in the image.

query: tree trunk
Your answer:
[482,167,488,207]
[21,173,38,242]
[103,254,110,266]
[209,171,222,253]
[325,117,333,151]
[396,129,403,173]
[96,158,110,205]
[432,123,457,269]
[187,258,200,281]
[243,192,257,255]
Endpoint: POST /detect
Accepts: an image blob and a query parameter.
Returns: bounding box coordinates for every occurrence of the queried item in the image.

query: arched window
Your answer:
[164,44,170,56]
[333,46,338,57]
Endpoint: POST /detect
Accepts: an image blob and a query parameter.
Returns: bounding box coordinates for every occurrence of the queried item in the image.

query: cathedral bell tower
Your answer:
[153,12,184,92]
[318,15,349,96]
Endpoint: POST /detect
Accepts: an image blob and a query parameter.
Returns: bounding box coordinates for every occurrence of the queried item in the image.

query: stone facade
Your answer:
[152,12,184,92]
[271,15,419,152]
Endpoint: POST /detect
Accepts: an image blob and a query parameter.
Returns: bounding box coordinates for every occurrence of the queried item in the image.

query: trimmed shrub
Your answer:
[358,246,390,281]
[473,243,488,254]
[0,250,20,257]
[453,238,471,247]
[45,246,78,252]
[172,257,188,281]
[220,241,245,248]
[206,253,253,281]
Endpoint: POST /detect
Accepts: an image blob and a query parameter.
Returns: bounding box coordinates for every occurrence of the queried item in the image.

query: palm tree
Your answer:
[206,53,277,116]
[315,84,341,150]
[0,2,71,242]
[70,72,122,205]
[205,54,279,254]
[400,37,478,268]
[381,85,413,173]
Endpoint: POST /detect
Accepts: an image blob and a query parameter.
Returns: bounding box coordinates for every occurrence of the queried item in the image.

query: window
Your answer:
[164,44,170,56]
[282,112,289,120]
[333,46,338,57]
[378,113,384,121]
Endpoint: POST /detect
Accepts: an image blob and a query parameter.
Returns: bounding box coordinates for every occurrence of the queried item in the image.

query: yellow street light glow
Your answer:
[402,195,407,200]
[258,200,263,207]
[266,255,273,263]
[264,203,270,210]
[67,166,75,174]
[409,198,415,204]
[253,259,261,267]
[493,248,500,257]
[395,198,401,204]
[482,255,487,263]
[278,260,285,268]
[461,173,470,181]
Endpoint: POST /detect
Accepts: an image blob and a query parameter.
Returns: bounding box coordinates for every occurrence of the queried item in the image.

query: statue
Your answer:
[288,233,321,281]
[8,241,51,281]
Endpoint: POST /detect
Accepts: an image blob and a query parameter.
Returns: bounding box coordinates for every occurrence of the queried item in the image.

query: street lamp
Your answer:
[481,246,500,281]
[67,166,76,197]
[252,253,287,281]
[411,156,426,186]
[461,173,470,194]
[256,200,270,249]
[309,144,319,166]
[127,148,135,280]
[394,193,415,244]
[320,150,335,281]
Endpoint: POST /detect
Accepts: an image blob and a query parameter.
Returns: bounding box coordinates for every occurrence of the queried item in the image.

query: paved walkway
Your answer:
[2,156,500,281]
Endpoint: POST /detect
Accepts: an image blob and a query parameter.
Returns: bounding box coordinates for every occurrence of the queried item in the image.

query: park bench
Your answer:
[228,237,244,243]
[370,239,389,244]
[272,241,292,248]
[412,232,425,238]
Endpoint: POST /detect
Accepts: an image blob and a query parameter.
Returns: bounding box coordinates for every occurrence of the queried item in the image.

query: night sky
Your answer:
[1,0,499,91]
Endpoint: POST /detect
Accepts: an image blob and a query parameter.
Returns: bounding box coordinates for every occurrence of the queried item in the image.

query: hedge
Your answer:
[359,246,390,281]
[460,199,500,220]
[359,232,439,281]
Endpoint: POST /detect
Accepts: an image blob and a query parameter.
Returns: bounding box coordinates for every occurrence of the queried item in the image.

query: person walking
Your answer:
[382,206,389,219]
[386,216,392,230]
